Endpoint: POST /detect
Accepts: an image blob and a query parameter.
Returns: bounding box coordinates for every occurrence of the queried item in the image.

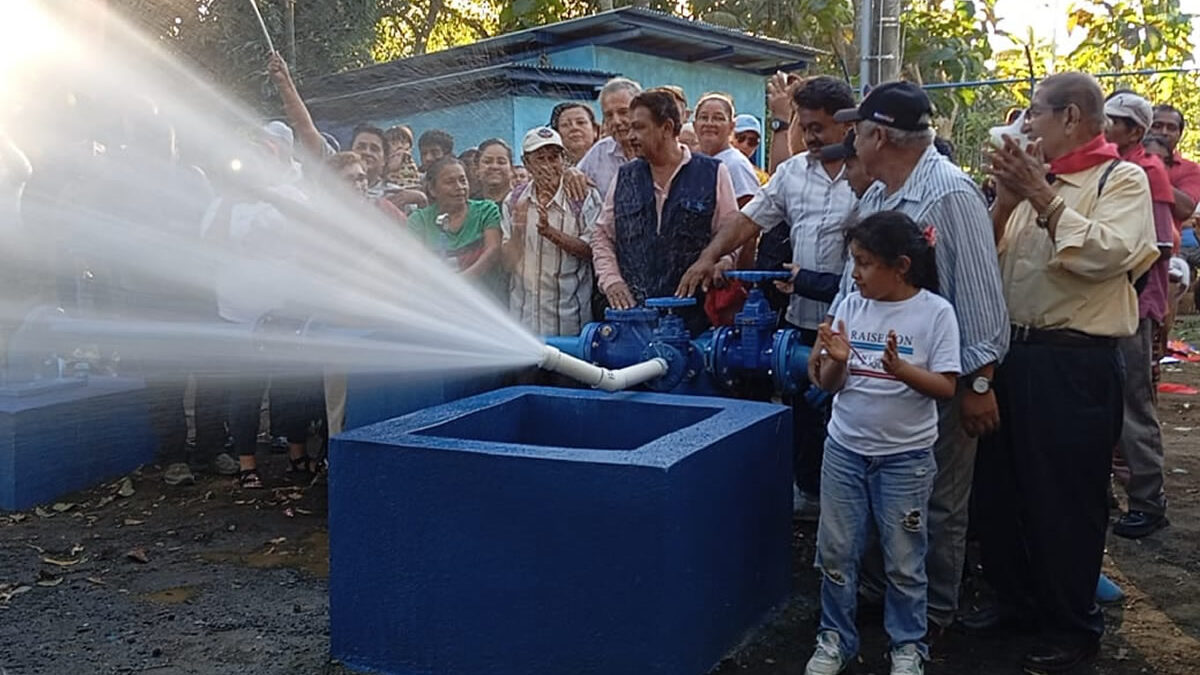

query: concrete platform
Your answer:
[329,385,792,675]
[0,377,154,511]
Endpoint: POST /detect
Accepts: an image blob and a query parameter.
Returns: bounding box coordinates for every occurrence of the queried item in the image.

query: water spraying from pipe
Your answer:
[0,1,548,386]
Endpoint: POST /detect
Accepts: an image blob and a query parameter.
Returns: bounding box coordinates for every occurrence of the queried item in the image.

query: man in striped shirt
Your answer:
[501,127,600,337]
[829,82,1010,644]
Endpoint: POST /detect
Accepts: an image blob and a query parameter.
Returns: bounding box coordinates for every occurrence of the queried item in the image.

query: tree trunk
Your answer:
[415,0,444,55]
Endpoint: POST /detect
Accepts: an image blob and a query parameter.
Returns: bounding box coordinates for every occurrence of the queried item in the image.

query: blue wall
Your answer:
[372,97,516,162]
[337,46,768,166]
[592,47,767,133]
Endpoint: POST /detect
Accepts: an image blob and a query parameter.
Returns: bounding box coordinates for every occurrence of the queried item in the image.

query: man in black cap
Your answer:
[831,82,1011,655]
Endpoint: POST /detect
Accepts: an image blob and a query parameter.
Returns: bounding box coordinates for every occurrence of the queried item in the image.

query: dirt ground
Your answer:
[2,323,1200,675]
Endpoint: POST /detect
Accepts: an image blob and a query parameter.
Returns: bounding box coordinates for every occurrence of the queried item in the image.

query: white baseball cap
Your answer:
[1104,92,1153,130]
[522,126,564,154]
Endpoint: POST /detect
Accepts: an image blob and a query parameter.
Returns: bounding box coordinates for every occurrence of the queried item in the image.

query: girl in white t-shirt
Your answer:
[803,210,961,675]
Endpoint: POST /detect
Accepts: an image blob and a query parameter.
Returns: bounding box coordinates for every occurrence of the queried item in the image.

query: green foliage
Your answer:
[373,0,499,61]
[110,0,378,105]
[1064,0,1200,154]
[688,0,855,74]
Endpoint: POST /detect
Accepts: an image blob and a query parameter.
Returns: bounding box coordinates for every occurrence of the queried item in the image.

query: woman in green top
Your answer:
[408,156,505,301]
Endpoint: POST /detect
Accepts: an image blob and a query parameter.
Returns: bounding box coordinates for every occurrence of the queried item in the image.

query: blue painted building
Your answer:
[304,8,818,160]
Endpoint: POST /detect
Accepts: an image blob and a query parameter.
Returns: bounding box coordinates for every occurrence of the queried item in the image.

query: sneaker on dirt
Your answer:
[163,462,195,486]
[805,630,847,675]
[890,643,923,675]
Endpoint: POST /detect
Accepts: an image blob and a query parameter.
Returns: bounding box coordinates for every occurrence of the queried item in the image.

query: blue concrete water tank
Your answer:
[0,377,154,511]
[329,385,792,675]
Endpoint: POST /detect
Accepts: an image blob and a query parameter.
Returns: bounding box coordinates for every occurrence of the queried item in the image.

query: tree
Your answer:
[689,0,855,75]
[110,0,378,105]
[1064,0,1200,154]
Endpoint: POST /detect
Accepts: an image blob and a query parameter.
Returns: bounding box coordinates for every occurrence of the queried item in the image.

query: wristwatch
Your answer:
[970,375,992,394]
[770,118,790,133]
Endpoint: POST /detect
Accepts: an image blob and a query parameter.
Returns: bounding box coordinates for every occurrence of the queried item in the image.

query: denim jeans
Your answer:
[816,437,936,660]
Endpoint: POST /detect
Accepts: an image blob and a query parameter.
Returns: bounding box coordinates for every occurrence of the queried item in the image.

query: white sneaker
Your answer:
[890,643,924,675]
[805,631,847,675]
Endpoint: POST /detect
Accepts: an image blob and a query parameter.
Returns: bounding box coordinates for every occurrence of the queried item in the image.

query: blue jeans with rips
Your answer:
[816,437,936,660]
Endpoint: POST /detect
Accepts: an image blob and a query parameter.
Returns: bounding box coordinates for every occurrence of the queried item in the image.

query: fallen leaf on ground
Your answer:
[42,556,86,567]
[125,548,149,564]
[294,508,312,515]
[0,584,32,603]
[94,495,115,508]
[123,519,144,526]
[268,537,286,545]
[117,478,135,498]
[8,513,27,523]
[36,570,62,587]
[69,544,84,556]
[34,506,53,518]
[1171,468,1190,475]
[85,577,105,585]
[51,502,76,513]
[1173,426,1194,432]
[24,544,45,554]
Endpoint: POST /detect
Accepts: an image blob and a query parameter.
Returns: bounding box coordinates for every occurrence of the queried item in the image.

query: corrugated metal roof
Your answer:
[308,64,617,119]
[306,7,819,102]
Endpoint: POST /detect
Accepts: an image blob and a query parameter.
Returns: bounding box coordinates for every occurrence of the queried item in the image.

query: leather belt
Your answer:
[1010,324,1116,349]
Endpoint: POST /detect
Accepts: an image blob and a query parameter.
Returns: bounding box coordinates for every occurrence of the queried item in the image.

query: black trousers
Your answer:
[975,340,1124,643]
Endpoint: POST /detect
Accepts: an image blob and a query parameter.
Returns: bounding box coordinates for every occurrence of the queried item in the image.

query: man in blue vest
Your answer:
[592,90,738,334]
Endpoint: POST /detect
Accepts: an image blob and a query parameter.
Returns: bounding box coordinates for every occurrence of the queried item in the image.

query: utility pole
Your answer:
[875,0,901,83]
[858,0,873,94]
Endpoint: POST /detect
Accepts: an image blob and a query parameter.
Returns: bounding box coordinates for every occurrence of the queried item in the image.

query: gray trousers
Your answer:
[860,387,977,628]
[1116,318,1167,515]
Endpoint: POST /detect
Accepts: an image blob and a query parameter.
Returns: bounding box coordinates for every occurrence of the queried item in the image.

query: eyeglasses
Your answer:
[736,133,760,147]
[1025,104,1067,120]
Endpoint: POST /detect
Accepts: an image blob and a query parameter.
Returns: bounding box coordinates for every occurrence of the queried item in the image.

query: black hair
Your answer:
[1106,87,1140,101]
[792,76,856,117]
[422,156,464,196]
[845,210,938,293]
[550,102,597,130]
[629,90,682,135]
[477,138,513,161]
[1153,104,1185,132]
[351,123,390,159]
[418,128,455,155]
[933,136,955,162]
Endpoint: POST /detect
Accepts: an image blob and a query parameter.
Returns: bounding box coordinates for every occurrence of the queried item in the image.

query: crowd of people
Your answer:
[258,58,1188,674]
[7,43,1195,675]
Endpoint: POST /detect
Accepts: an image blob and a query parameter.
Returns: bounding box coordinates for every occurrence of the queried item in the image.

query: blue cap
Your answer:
[733,114,761,136]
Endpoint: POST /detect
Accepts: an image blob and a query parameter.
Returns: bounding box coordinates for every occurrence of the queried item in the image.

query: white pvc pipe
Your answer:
[539,345,668,392]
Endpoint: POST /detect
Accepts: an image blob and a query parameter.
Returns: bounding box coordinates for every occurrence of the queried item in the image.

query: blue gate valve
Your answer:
[642,297,700,391]
[706,271,811,394]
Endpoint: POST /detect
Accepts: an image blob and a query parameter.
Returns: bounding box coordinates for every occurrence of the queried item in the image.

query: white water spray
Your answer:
[0,1,547,385]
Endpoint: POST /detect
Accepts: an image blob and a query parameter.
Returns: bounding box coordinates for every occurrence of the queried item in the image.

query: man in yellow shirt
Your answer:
[976,72,1159,673]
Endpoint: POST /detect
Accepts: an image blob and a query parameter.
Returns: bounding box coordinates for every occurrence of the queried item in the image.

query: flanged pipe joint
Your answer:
[542,272,812,396]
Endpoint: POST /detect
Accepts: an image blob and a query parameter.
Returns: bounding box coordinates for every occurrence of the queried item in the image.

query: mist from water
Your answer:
[0,1,546,384]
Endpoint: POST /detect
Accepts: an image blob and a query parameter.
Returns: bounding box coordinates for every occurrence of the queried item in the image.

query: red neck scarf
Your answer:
[1048,134,1120,176]
[1122,143,1176,204]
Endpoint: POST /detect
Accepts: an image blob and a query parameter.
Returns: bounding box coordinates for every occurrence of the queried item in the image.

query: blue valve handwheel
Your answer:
[645,296,698,308]
[724,270,792,282]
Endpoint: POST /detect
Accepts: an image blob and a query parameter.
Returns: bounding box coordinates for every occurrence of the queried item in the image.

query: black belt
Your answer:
[1010,324,1116,348]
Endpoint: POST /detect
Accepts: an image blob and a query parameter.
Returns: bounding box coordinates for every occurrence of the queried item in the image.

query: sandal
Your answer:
[238,469,264,489]
[286,456,315,484]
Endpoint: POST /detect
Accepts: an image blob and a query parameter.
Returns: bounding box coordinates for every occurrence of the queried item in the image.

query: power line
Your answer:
[922,65,1200,91]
